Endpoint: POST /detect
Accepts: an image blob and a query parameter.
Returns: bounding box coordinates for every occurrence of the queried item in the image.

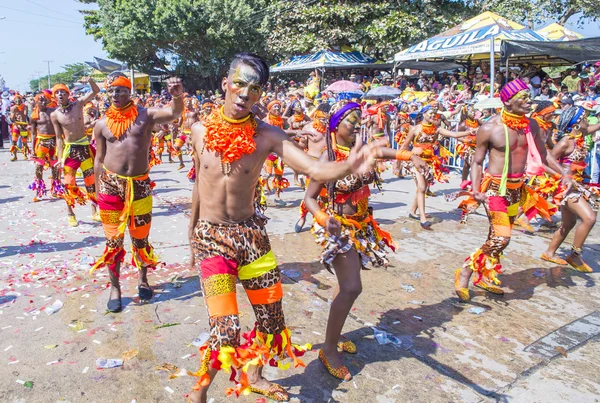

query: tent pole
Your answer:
[489,37,495,99]
[505,57,509,77]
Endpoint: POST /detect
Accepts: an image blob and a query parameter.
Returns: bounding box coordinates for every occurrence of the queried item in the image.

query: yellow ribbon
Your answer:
[62,136,90,162]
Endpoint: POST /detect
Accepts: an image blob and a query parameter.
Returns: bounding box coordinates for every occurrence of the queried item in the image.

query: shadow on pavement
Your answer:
[0,235,105,257]
[277,261,592,401]
[0,196,24,204]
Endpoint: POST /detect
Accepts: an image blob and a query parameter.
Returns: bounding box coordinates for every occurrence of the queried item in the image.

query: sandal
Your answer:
[248,383,289,402]
[107,298,122,313]
[294,217,306,233]
[474,281,504,295]
[540,253,567,265]
[337,336,357,354]
[138,284,153,300]
[420,221,432,229]
[565,256,593,273]
[408,213,420,221]
[454,269,470,302]
[319,349,351,381]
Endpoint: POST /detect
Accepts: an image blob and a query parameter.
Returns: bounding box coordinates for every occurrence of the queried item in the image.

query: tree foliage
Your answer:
[479,0,600,29]
[29,63,91,92]
[78,0,597,88]
[79,0,267,82]
[262,0,476,60]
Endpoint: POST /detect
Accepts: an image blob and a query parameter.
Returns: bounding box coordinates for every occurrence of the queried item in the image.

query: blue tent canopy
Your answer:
[271,50,392,73]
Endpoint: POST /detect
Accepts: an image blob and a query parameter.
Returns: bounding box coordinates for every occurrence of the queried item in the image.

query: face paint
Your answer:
[229,64,262,96]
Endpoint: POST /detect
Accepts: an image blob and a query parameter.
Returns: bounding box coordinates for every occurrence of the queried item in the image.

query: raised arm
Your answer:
[400,125,417,150]
[79,77,100,105]
[438,126,474,138]
[269,126,377,182]
[148,78,185,124]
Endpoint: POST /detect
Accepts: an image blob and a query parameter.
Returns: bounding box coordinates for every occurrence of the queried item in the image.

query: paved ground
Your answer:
[1,147,600,403]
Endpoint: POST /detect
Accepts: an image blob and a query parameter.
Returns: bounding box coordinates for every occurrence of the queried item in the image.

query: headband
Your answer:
[419,105,432,115]
[567,107,585,130]
[500,79,528,103]
[267,100,281,111]
[329,102,360,132]
[106,75,132,90]
[535,104,557,117]
[51,84,70,97]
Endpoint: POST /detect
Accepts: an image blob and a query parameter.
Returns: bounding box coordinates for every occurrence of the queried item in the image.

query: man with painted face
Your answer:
[454,79,569,302]
[9,94,29,161]
[91,73,183,313]
[187,53,379,402]
[51,78,100,227]
[29,92,61,201]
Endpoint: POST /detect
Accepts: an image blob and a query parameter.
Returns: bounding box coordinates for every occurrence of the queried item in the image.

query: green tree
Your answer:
[29,63,90,92]
[78,0,268,85]
[478,0,600,29]
[262,0,477,60]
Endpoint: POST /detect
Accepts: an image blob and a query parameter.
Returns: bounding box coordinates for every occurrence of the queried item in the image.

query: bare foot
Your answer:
[188,389,205,403]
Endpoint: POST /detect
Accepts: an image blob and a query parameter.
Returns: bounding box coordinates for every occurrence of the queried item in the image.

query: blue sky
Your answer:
[0,1,599,91]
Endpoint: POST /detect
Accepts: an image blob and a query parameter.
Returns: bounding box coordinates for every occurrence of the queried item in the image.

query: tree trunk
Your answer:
[559,7,577,25]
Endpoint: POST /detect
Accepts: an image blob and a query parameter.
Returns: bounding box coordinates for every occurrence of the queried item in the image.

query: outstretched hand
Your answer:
[166,77,183,98]
[347,136,384,175]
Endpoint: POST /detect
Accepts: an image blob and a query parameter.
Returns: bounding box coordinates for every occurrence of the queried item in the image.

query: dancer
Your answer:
[187,53,379,402]
[456,104,481,189]
[454,79,569,302]
[91,73,184,312]
[51,79,101,226]
[295,103,330,232]
[541,106,600,270]
[401,105,474,228]
[29,92,61,201]
[9,94,29,161]
[304,102,426,381]
[263,100,288,204]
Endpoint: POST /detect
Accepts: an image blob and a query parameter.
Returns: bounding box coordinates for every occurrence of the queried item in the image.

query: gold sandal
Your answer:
[566,256,593,273]
[248,383,289,402]
[540,253,567,265]
[337,336,357,354]
[474,281,504,295]
[454,269,470,302]
[319,349,351,381]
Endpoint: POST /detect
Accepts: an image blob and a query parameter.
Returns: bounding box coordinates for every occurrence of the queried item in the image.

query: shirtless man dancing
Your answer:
[9,95,29,161]
[30,92,60,201]
[91,73,184,312]
[51,78,100,226]
[187,53,378,402]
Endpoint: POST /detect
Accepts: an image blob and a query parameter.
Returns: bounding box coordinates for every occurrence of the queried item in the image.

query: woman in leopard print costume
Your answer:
[542,106,600,272]
[304,102,426,382]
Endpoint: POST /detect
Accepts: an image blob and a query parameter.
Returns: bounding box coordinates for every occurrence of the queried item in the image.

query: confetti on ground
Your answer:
[82,366,89,374]
[121,349,139,361]
[93,340,102,344]
[4,345,13,351]
[44,344,58,349]
[165,386,174,393]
